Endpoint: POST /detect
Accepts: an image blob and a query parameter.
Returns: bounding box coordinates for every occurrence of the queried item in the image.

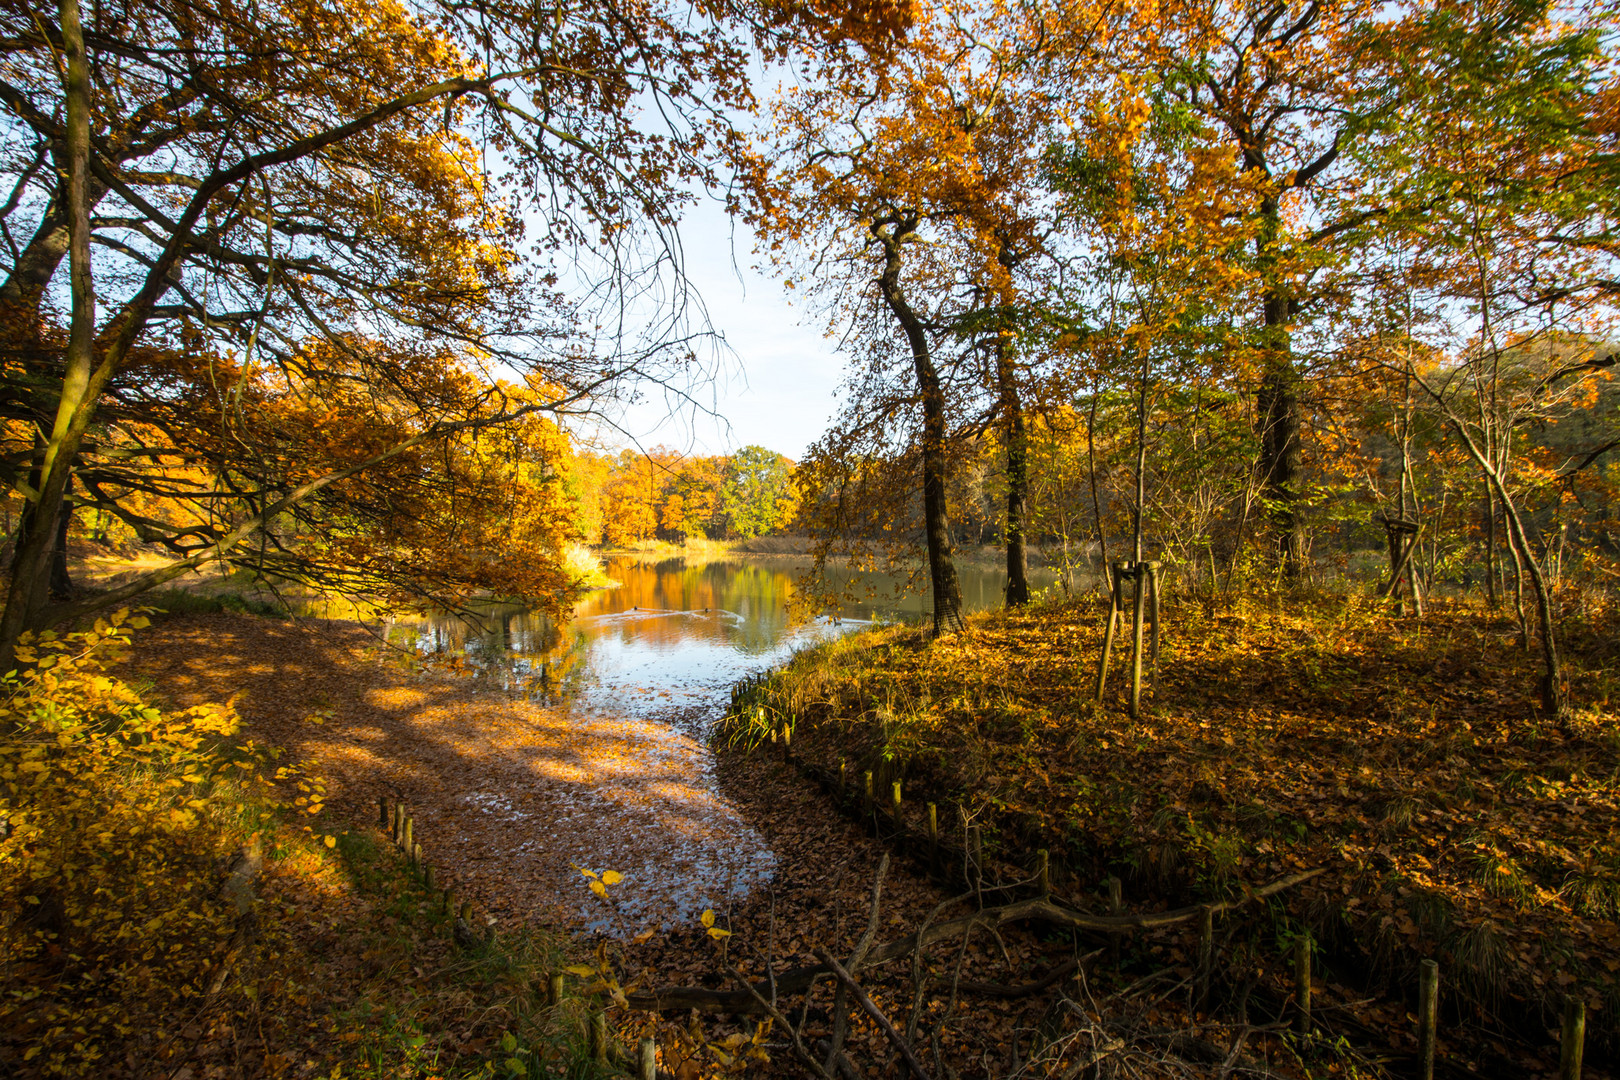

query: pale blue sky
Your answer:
[599,192,844,463]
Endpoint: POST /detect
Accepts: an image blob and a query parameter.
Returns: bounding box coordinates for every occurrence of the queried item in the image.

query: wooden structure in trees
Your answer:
[1094,559,1161,718]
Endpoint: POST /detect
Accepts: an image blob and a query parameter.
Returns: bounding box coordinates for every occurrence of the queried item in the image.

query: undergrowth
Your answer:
[0,614,603,1079]
[718,589,1620,1061]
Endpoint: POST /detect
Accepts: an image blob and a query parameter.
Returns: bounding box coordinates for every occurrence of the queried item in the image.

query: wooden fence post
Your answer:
[1294,932,1312,1036]
[549,973,564,1007]
[927,802,938,869]
[1107,876,1123,966]
[378,796,388,829]
[638,1036,656,1080]
[1561,995,1585,1080]
[589,1008,608,1063]
[890,779,902,829]
[1418,959,1438,1080]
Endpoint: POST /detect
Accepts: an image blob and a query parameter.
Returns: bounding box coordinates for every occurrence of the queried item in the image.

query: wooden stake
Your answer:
[1418,959,1438,1080]
[1036,849,1050,897]
[403,816,413,855]
[1095,562,1125,701]
[412,842,423,872]
[1561,994,1585,1080]
[863,770,874,813]
[1198,905,1214,983]
[1107,875,1123,965]
[392,801,404,845]
[378,795,388,829]
[423,865,435,891]
[1145,561,1161,684]
[549,973,564,1007]
[459,901,473,922]
[927,802,938,870]
[589,1008,608,1062]
[1294,932,1312,1036]
[781,722,792,762]
[890,779,902,825]
[638,1037,656,1080]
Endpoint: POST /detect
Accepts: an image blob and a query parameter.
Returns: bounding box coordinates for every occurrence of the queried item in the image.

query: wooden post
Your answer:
[1145,561,1161,684]
[1418,959,1438,1080]
[890,779,902,826]
[393,801,405,845]
[1130,565,1147,719]
[863,770,874,814]
[1107,876,1123,965]
[1294,932,1312,1036]
[1095,562,1126,701]
[1197,905,1214,999]
[1561,995,1585,1080]
[927,802,938,867]
[549,973,564,1007]
[1036,849,1050,898]
[403,816,413,855]
[378,796,389,829]
[441,887,453,915]
[638,1037,656,1080]
[423,865,435,891]
[781,722,792,762]
[412,842,423,873]
[589,1008,608,1063]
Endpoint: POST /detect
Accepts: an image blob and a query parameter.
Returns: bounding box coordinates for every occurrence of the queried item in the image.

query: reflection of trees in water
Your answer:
[404,559,1059,689]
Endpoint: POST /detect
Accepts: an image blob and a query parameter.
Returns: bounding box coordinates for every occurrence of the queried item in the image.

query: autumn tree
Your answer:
[1347,0,1619,719]
[0,0,823,666]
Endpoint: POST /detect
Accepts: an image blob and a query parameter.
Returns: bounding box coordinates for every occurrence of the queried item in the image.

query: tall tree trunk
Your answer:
[1254,199,1304,580]
[995,332,1029,606]
[873,215,963,636]
[0,0,96,671]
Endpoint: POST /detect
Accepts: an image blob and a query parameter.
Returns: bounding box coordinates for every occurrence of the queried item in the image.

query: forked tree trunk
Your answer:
[873,215,964,636]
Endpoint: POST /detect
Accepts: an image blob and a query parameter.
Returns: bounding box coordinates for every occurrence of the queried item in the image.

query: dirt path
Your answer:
[126,612,775,934]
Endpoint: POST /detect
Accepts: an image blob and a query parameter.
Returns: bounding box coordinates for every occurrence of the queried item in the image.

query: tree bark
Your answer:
[1255,282,1303,580]
[0,0,95,671]
[873,214,964,636]
[995,332,1029,606]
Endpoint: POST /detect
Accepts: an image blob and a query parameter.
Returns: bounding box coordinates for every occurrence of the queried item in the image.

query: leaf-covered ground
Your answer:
[729,591,1620,1073]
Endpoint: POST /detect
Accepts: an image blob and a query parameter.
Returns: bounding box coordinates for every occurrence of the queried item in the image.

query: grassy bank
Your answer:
[719,590,1620,1064]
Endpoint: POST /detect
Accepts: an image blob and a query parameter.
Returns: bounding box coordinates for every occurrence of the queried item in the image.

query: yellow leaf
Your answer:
[324,835,337,848]
[563,965,596,977]
[633,929,656,944]
[601,870,623,886]
[707,927,731,940]
[701,909,715,928]
[589,879,607,898]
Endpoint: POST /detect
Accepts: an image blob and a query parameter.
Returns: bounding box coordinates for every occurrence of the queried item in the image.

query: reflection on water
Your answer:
[406,555,1063,738]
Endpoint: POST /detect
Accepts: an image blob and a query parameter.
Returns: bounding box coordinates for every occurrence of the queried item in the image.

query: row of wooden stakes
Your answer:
[376,796,660,1078]
[766,735,1592,1078]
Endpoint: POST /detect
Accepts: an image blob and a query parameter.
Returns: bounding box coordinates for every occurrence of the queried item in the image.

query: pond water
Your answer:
[410,554,1064,736]
[389,553,1058,932]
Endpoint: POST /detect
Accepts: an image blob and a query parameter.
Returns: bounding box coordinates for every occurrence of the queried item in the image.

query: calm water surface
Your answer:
[409,554,1061,738]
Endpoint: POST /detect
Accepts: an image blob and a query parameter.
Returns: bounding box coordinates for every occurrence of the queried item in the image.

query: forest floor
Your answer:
[723,589,1620,1078]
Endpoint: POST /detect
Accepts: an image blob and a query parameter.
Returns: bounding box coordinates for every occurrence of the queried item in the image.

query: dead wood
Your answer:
[625,868,1323,1014]
[815,947,934,1080]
